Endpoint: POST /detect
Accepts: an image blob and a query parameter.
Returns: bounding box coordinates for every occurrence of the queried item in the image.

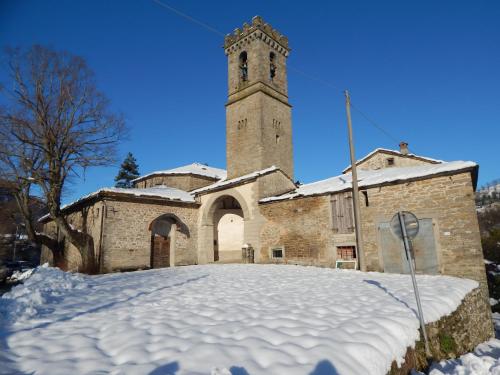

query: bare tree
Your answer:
[0,45,126,273]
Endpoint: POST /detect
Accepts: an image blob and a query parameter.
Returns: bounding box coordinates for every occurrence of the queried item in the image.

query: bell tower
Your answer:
[224,16,294,180]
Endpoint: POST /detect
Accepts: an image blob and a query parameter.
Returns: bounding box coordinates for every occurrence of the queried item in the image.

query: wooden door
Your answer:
[151,234,170,268]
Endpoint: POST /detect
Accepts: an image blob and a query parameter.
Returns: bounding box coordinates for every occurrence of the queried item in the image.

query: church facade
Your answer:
[41,16,487,293]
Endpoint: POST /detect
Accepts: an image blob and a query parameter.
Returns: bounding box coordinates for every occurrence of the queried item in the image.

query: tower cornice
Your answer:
[225,81,291,107]
[224,16,290,56]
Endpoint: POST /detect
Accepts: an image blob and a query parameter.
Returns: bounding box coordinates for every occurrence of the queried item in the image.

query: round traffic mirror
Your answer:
[390,211,419,239]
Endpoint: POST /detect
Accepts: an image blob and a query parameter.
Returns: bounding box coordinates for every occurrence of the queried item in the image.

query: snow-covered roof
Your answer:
[192,166,280,195]
[132,163,226,183]
[261,161,477,203]
[39,186,196,222]
[342,148,444,173]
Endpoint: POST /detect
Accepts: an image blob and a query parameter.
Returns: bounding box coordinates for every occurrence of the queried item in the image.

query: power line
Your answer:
[349,102,400,144]
[151,0,406,148]
[287,65,343,93]
[152,0,225,37]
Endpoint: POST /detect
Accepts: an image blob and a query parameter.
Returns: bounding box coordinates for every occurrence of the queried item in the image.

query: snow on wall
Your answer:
[38,185,196,222]
[0,264,478,375]
[132,162,227,183]
[191,166,279,194]
[342,148,445,173]
[261,161,477,203]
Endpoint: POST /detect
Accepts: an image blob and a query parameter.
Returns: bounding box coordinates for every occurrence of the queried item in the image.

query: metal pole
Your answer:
[344,90,365,271]
[398,212,431,357]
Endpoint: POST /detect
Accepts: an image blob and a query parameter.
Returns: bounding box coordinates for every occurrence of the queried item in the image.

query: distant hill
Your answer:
[476,178,500,208]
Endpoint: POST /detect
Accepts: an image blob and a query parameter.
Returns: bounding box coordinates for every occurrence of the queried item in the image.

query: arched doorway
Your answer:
[198,191,252,264]
[149,214,190,269]
[213,196,244,262]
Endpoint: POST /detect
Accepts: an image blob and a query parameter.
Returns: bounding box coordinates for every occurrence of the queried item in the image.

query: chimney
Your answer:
[399,141,409,155]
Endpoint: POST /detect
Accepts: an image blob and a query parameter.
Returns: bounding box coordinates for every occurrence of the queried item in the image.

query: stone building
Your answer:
[41,16,487,293]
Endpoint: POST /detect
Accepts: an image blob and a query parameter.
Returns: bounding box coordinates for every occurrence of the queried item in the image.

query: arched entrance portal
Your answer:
[213,196,244,263]
[149,214,190,269]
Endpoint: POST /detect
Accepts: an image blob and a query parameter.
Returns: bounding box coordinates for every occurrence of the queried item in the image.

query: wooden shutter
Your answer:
[331,192,354,234]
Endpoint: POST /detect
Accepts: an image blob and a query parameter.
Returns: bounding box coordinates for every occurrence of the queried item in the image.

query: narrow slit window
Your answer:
[269,52,276,80]
[239,51,248,81]
[362,191,369,207]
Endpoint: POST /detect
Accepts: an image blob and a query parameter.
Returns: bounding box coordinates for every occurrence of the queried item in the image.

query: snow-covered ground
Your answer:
[412,313,500,375]
[0,264,478,375]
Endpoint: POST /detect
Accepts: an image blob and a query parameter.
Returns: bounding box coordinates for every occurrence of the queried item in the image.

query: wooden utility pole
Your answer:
[344,90,365,271]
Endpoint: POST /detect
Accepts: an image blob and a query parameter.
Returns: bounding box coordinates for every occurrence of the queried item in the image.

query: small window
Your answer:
[271,246,284,259]
[362,191,369,207]
[386,157,395,166]
[275,134,280,144]
[337,246,356,260]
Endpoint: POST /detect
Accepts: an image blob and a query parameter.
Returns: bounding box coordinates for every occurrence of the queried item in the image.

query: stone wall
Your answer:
[41,197,199,273]
[226,91,294,180]
[226,21,288,98]
[134,174,216,191]
[360,171,488,296]
[41,201,104,272]
[345,152,438,173]
[100,198,199,272]
[197,182,262,264]
[259,195,335,265]
[257,170,295,199]
[389,286,493,374]
[225,20,294,181]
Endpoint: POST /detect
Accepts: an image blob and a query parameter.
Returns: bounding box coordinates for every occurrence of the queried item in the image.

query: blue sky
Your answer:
[1,0,499,204]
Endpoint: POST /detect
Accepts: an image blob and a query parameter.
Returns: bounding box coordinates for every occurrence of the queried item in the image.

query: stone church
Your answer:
[41,16,487,292]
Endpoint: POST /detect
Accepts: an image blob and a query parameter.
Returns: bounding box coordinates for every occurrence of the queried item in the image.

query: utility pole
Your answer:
[344,90,365,271]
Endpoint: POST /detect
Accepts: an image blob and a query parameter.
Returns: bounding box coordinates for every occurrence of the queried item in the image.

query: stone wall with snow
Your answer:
[360,171,487,296]
[390,286,493,374]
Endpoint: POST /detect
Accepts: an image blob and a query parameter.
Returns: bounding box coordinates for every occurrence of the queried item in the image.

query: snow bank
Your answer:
[0,264,477,375]
[8,268,35,282]
[1,264,88,322]
[424,313,500,375]
[428,339,500,375]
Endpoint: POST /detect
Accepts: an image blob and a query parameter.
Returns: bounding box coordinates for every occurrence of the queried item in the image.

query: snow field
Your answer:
[0,264,478,375]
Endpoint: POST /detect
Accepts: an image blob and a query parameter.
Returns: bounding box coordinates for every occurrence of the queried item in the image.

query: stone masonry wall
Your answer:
[257,170,295,200]
[259,195,335,265]
[40,201,104,272]
[101,199,199,272]
[226,91,293,179]
[345,152,437,173]
[389,286,493,374]
[360,172,488,296]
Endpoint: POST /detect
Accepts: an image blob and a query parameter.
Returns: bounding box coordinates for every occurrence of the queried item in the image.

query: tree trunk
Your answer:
[53,216,98,274]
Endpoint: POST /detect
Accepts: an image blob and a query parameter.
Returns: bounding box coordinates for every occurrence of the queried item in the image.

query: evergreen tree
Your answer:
[114,152,139,188]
